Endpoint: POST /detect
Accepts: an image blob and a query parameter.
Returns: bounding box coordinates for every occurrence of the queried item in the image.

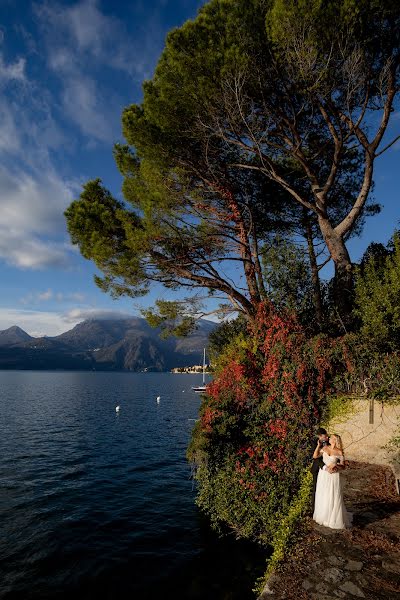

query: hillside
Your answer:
[0,318,215,371]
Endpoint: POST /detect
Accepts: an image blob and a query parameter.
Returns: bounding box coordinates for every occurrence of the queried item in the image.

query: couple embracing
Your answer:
[311,428,352,529]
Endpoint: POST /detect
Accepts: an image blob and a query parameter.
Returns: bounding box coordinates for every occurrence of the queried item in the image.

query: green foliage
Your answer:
[207,315,249,362]
[267,0,400,82]
[261,236,316,326]
[188,303,334,544]
[321,395,357,428]
[141,300,196,338]
[253,469,313,595]
[354,234,400,350]
[331,332,400,404]
[359,241,391,273]
[385,432,400,466]
[64,179,149,299]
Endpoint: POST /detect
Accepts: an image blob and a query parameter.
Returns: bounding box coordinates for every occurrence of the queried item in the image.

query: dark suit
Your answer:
[310,440,329,512]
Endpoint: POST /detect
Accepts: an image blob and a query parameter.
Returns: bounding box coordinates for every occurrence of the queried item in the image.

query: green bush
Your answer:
[188,302,334,544]
[333,333,400,404]
[253,468,313,595]
[321,394,357,428]
[354,233,400,351]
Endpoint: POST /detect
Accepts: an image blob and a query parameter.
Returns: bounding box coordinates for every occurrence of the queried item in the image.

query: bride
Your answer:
[312,433,351,529]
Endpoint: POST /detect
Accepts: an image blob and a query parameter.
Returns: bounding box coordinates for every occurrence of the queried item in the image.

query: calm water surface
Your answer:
[0,372,266,599]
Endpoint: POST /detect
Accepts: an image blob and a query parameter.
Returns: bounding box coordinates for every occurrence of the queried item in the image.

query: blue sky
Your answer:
[0,0,204,335]
[0,0,398,336]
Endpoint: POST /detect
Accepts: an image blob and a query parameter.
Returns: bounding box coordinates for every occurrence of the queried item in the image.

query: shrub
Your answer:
[187,302,334,543]
[354,233,400,351]
[333,333,400,403]
[253,468,313,595]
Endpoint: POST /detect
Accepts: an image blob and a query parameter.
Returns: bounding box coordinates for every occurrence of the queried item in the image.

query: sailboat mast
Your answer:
[202,347,206,385]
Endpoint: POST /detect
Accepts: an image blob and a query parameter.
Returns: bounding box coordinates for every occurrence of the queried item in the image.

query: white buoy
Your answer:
[116,405,120,413]
[156,396,161,404]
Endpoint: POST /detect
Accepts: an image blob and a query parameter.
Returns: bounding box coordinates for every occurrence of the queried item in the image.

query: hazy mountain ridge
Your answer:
[0,326,33,346]
[0,318,216,371]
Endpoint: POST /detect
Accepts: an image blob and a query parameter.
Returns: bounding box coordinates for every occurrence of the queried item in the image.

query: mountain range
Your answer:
[0,318,216,371]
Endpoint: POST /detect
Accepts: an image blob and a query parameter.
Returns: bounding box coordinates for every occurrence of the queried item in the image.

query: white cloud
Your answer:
[0,309,72,337]
[37,289,53,301]
[62,0,108,55]
[19,294,33,306]
[0,166,71,233]
[69,292,86,302]
[63,308,133,323]
[0,0,170,272]
[0,86,67,163]
[35,0,143,74]
[20,290,87,305]
[33,0,133,143]
[0,165,77,269]
[0,307,137,337]
[0,233,71,269]
[61,75,114,142]
[33,0,168,143]
[0,101,20,154]
[0,54,26,82]
[0,47,78,271]
[26,106,68,155]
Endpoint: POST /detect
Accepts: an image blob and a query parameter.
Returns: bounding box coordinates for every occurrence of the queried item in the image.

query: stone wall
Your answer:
[329,398,400,492]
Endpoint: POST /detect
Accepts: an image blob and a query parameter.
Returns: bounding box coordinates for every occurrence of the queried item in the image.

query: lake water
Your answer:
[0,372,266,599]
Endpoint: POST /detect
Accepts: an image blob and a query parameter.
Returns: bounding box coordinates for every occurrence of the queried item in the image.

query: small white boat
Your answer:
[192,348,208,393]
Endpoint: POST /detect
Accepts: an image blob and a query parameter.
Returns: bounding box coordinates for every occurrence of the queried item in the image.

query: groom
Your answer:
[310,427,329,513]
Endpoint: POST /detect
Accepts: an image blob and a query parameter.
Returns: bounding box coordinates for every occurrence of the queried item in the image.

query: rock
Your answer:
[302,580,313,591]
[339,581,366,597]
[311,559,323,568]
[330,555,345,567]
[382,558,400,574]
[314,583,329,593]
[333,591,347,598]
[257,573,280,597]
[322,567,344,583]
[345,560,363,571]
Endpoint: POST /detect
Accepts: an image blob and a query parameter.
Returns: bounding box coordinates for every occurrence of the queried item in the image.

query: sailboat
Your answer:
[192,348,208,392]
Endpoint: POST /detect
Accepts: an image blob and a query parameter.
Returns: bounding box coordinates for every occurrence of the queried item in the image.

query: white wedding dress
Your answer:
[313,451,351,529]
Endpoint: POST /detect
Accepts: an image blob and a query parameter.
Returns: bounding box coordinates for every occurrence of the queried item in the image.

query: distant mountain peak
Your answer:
[0,325,33,346]
[5,325,28,333]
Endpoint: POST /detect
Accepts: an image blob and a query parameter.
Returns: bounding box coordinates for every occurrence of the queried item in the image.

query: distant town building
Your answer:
[171,364,210,373]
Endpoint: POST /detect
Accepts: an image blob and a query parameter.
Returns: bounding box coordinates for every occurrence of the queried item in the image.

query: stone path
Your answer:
[259,461,400,599]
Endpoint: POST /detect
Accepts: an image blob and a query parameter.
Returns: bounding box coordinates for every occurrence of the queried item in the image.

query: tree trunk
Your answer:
[318,216,354,325]
[220,187,262,306]
[332,258,354,327]
[303,210,324,330]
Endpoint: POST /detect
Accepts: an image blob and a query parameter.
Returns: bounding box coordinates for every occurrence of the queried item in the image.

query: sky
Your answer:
[0,0,399,337]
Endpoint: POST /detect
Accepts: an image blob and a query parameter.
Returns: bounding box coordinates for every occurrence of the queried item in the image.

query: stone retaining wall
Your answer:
[329,397,400,492]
